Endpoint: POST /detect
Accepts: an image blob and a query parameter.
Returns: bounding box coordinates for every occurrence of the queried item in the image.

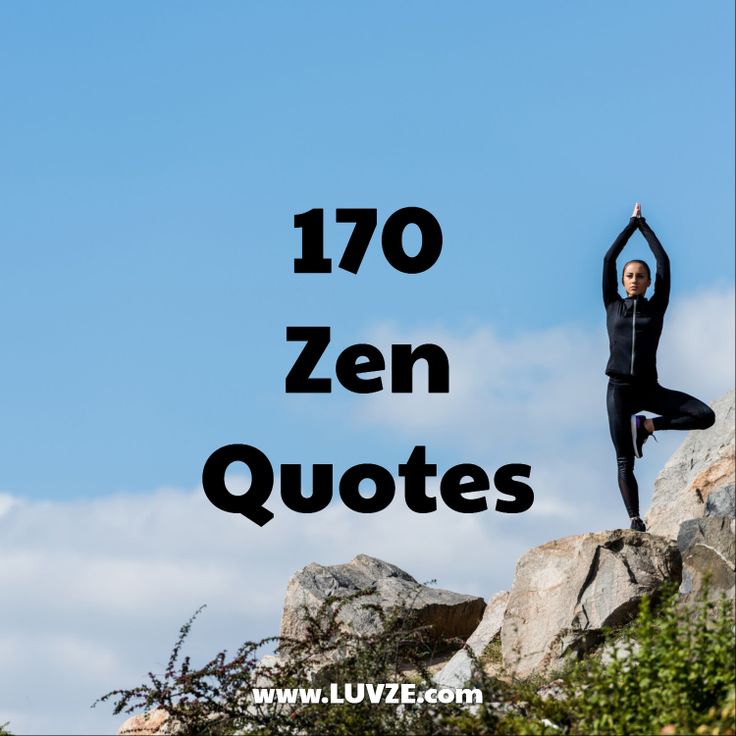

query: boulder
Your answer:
[646,389,735,539]
[677,516,736,603]
[501,530,681,678]
[434,590,509,688]
[279,554,485,643]
[118,709,173,735]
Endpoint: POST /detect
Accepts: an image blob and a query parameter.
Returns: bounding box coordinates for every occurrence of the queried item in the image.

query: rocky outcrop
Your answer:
[280,554,485,643]
[434,590,509,688]
[678,516,736,603]
[647,389,735,539]
[501,530,681,678]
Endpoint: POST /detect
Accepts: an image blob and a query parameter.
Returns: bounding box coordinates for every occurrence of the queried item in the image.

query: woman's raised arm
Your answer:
[602,205,640,307]
[637,210,670,312]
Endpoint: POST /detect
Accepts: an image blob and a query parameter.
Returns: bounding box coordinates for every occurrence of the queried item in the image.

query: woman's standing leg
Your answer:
[607,380,643,520]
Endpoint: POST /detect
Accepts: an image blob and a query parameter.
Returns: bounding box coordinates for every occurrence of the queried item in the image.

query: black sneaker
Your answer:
[631,414,653,458]
[630,516,647,532]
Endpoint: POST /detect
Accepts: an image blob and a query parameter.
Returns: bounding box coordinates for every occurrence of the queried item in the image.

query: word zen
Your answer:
[286,326,449,394]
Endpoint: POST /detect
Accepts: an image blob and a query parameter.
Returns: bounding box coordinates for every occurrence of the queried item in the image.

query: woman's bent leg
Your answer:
[646,385,716,432]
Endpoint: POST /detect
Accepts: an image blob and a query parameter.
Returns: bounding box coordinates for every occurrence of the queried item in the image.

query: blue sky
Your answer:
[0,2,734,733]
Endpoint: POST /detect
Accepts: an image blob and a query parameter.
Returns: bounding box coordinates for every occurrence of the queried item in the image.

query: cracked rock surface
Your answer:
[647,389,735,539]
[501,530,681,678]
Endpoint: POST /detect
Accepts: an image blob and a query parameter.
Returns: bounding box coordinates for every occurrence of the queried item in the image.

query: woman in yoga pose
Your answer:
[603,202,715,532]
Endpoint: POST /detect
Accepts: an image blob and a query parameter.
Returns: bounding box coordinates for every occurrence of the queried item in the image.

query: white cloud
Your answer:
[0,493,16,519]
[351,321,606,455]
[657,287,736,402]
[349,287,734,455]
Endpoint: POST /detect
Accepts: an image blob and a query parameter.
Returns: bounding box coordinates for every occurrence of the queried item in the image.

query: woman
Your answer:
[603,202,715,532]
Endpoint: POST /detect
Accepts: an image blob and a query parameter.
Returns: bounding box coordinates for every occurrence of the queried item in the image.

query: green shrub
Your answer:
[572,586,734,734]
[495,584,736,735]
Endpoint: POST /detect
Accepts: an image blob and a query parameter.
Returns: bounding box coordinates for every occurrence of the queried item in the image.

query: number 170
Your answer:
[293,207,443,274]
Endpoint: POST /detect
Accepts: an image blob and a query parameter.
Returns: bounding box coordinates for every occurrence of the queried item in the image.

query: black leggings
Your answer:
[606,379,716,517]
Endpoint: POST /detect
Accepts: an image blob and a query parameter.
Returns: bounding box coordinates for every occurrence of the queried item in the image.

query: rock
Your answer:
[465,591,509,654]
[279,554,485,644]
[431,650,474,689]
[118,709,173,735]
[501,530,681,679]
[646,389,735,539]
[677,516,736,602]
[434,590,509,688]
[536,678,567,701]
[705,484,736,518]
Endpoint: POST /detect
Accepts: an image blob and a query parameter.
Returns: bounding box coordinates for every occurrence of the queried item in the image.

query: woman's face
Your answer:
[622,262,651,298]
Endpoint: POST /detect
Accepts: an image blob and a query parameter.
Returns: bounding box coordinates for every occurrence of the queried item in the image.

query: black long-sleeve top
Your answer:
[602,216,670,381]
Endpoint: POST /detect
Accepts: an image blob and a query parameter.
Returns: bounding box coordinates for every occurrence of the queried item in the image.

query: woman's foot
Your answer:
[631,415,656,458]
[630,516,647,532]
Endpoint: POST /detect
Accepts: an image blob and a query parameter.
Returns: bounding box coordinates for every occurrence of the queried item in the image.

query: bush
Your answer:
[96,589,503,735]
[97,584,735,735]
